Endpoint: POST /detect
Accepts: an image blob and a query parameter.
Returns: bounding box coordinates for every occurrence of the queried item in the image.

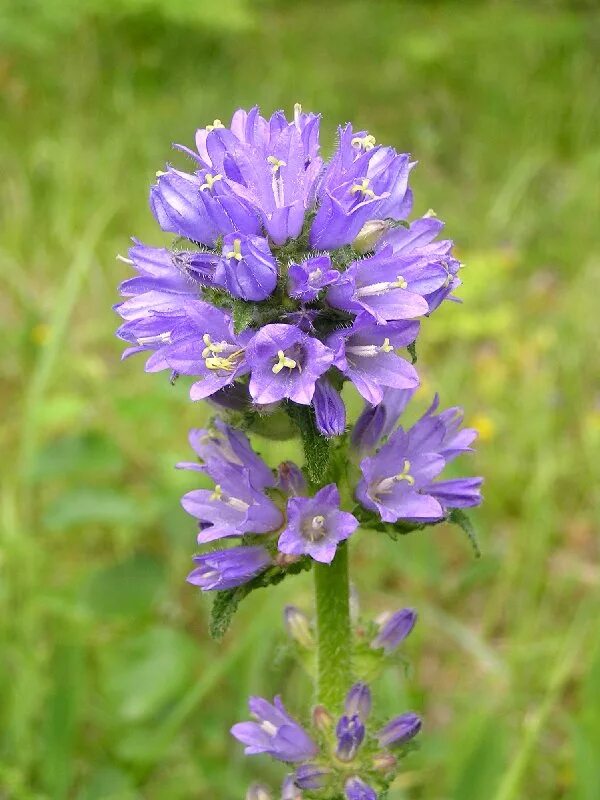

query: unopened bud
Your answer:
[246,783,272,800]
[294,764,331,790]
[312,704,334,732]
[353,219,390,254]
[372,751,397,773]
[284,606,314,648]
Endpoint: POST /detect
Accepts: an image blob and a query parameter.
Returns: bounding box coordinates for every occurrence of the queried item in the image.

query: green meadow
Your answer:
[1,1,599,797]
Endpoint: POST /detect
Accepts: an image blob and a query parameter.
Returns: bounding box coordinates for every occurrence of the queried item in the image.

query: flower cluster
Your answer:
[180,392,481,590]
[234,682,420,799]
[115,105,461,434]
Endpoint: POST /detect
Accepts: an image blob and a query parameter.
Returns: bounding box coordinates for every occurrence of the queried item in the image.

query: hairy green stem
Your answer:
[313,542,352,712]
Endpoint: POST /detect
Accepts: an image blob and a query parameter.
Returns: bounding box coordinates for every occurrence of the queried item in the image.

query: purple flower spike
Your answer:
[313,377,346,437]
[231,696,318,763]
[246,324,334,405]
[377,712,422,747]
[294,764,331,790]
[186,546,271,591]
[328,317,420,406]
[335,714,365,762]
[371,608,417,653]
[345,682,372,722]
[278,484,359,564]
[215,234,278,301]
[344,776,378,800]
[288,254,339,302]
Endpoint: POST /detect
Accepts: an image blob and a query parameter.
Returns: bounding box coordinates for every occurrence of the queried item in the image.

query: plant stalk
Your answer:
[313,541,352,712]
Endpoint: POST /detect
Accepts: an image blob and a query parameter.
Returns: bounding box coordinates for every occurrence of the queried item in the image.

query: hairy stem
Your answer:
[313,542,352,712]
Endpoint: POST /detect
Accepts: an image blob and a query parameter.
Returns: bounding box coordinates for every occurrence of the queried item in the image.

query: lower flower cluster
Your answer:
[181,388,481,590]
[236,683,420,799]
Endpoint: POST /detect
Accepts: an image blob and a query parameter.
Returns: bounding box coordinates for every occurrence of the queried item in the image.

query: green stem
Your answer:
[313,541,352,712]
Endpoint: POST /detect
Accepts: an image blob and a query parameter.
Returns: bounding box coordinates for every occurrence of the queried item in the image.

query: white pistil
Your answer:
[260,720,278,736]
[202,333,229,358]
[350,177,376,198]
[346,338,395,358]
[272,350,298,374]
[355,276,408,298]
[294,102,303,124]
[206,119,225,132]
[200,173,222,191]
[224,238,243,261]
[116,254,134,264]
[373,461,415,498]
[136,331,172,346]
[351,134,376,151]
[395,460,415,486]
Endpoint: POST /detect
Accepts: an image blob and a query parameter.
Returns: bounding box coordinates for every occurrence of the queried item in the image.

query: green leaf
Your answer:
[284,402,330,486]
[232,298,255,333]
[209,557,311,640]
[449,508,481,557]
[407,340,418,364]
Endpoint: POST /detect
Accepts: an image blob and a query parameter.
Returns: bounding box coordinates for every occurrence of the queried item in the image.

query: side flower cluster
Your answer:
[181,392,481,591]
[115,105,462,435]
[234,682,420,799]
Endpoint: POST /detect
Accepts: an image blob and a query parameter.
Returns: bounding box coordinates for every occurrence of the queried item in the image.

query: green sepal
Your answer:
[231,298,256,333]
[407,340,417,364]
[209,557,312,640]
[448,507,481,557]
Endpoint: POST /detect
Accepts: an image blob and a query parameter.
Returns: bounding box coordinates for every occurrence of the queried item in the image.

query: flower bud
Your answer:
[352,219,390,254]
[294,764,331,790]
[376,712,422,747]
[312,704,334,732]
[246,784,272,800]
[372,751,397,773]
[344,682,372,722]
[335,714,365,762]
[371,607,417,653]
[282,775,303,800]
[284,606,314,648]
[276,461,308,496]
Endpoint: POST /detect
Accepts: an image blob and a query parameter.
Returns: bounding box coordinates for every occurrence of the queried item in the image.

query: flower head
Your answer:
[278,485,359,564]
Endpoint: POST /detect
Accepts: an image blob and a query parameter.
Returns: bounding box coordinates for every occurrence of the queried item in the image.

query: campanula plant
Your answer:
[115,104,482,798]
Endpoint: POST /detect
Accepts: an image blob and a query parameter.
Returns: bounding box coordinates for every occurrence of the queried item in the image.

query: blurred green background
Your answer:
[1,0,599,797]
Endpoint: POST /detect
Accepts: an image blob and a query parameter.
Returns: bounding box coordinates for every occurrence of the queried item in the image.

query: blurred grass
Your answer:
[1,0,599,797]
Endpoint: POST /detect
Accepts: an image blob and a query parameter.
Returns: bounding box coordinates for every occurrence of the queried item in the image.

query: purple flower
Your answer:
[149,167,260,246]
[275,462,308,496]
[294,764,331,790]
[345,682,372,722]
[288,255,339,302]
[278,485,359,564]
[326,246,431,323]
[179,420,275,491]
[379,215,461,311]
[186,546,271,590]
[357,396,482,522]
[376,712,422,747]
[328,317,419,406]
[180,453,282,543]
[313,377,346,437]
[371,608,417,653]
[246,324,334,405]
[351,387,416,456]
[117,240,200,297]
[156,304,251,401]
[214,234,278,301]
[310,125,413,250]
[344,777,378,800]
[231,696,318,762]
[336,713,365,762]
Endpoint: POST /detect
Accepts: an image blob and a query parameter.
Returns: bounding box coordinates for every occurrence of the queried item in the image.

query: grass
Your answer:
[1,0,599,797]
